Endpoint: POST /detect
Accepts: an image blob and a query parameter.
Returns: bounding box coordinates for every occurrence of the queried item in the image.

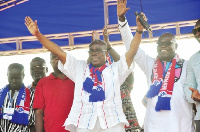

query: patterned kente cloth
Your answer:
[120,73,142,132]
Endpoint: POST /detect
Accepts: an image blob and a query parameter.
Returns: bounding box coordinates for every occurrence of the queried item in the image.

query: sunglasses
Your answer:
[192,27,200,35]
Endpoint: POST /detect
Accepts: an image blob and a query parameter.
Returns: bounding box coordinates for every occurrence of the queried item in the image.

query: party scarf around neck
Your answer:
[0,84,30,125]
[146,57,177,112]
[83,63,107,102]
[106,53,113,65]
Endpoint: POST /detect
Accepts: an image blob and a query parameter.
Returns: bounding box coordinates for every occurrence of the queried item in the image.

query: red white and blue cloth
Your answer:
[0,84,30,125]
[83,54,113,102]
[146,55,182,111]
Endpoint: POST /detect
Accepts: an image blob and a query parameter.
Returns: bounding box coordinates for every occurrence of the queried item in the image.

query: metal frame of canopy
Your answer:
[0,0,28,11]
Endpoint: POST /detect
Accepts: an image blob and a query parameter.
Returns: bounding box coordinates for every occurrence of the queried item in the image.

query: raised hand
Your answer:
[117,0,130,22]
[91,30,100,41]
[25,16,39,36]
[189,87,200,102]
[92,31,96,41]
[103,26,111,49]
[136,12,147,31]
[103,26,109,43]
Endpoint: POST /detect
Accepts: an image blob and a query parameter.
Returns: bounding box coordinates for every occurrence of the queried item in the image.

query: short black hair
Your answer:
[158,32,176,43]
[31,57,46,65]
[8,63,24,72]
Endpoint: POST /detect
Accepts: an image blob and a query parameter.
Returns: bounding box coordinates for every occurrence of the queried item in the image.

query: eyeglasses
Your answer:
[88,49,107,54]
[156,41,174,47]
[192,27,200,35]
[30,66,46,71]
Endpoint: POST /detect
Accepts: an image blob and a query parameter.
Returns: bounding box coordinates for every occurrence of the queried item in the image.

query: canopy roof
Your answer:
[0,0,199,55]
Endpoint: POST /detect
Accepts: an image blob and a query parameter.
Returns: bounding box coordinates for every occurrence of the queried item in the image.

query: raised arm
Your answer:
[25,16,66,64]
[103,26,120,61]
[117,0,133,51]
[125,14,145,68]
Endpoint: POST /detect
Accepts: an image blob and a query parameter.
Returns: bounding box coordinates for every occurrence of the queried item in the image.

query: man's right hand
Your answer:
[136,12,147,31]
[25,16,40,36]
[117,0,130,22]
[189,87,200,102]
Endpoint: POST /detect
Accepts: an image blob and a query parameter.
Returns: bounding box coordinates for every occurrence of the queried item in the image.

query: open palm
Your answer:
[25,16,39,36]
[117,0,129,18]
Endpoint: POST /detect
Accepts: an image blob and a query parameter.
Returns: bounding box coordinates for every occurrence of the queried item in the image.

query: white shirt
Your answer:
[58,53,133,131]
[119,20,194,132]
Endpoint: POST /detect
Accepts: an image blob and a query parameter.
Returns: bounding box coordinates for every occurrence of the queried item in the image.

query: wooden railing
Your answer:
[0,19,197,56]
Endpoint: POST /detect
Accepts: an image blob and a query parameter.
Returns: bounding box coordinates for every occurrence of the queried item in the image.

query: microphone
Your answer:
[134,11,152,33]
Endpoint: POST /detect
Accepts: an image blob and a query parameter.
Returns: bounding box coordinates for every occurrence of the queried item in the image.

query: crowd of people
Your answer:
[0,0,199,132]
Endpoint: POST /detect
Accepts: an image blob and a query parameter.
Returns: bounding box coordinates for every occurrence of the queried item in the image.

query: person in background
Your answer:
[117,0,194,131]
[27,57,48,132]
[33,53,75,132]
[27,57,48,92]
[184,19,200,132]
[0,63,34,132]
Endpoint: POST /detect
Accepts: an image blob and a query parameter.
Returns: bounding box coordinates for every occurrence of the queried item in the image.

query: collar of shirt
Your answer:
[49,73,69,80]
